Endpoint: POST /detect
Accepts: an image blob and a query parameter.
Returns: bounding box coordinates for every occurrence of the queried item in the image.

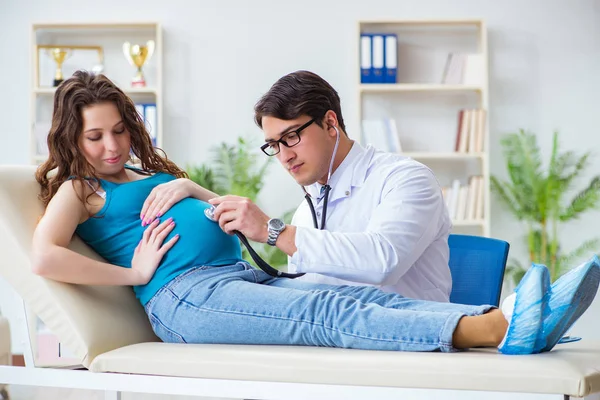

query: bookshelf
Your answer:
[357,19,490,237]
[30,22,163,165]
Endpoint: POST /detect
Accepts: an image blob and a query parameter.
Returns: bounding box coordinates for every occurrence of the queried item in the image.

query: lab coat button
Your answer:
[345,191,350,196]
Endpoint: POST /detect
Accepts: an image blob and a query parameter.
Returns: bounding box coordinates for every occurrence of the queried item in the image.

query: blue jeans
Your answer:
[144,262,492,352]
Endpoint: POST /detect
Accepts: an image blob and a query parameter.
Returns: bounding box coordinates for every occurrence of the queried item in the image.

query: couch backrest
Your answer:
[0,165,158,367]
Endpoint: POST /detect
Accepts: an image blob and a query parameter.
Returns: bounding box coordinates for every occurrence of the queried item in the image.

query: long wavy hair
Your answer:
[36,70,187,207]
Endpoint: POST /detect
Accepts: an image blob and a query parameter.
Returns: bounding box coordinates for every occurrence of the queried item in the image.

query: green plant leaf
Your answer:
[556,239,600,278]
[493,129,600,285]
[490,176,523,218]
[186,163,226,194]
[560,176,600,221]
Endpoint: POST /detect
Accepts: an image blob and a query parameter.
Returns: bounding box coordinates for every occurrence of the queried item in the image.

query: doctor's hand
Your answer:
[208,195,270,243]
[140,178,195,226]
[131,218,179,285]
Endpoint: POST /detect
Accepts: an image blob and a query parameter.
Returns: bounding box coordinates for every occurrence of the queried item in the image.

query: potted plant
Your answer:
[491,130,600,284]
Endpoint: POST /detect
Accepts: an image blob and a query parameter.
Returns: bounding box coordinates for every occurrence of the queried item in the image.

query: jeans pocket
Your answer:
[149,313,187,344]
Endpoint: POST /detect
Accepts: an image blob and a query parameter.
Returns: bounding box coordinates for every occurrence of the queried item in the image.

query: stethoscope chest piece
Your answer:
[202,204,304,279]
[205,206,217,221]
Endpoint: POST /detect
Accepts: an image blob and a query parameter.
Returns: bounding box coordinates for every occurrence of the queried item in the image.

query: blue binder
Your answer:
[360,34,372,83]
[135,103,158,146]
[384,34,398,84]
[371,34,385,83]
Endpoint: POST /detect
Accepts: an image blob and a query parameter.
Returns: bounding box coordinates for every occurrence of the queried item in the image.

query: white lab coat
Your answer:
[288,142,452,302]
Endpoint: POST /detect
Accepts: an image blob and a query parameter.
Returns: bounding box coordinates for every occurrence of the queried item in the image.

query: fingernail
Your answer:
[156,212,161,217]
[140,214,145,220]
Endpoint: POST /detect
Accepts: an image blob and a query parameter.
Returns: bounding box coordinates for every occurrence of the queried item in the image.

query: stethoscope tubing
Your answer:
[204,124,341,279]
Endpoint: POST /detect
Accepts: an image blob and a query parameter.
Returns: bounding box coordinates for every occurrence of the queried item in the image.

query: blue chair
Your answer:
[448,234,510,307]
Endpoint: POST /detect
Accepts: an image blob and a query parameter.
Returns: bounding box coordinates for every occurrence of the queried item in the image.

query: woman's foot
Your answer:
[535,255,600,352]
[453,309,508,349]
[498,263,550,355]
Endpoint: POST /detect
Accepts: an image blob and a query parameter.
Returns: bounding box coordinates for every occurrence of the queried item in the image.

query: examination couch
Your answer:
[0,165,600,400]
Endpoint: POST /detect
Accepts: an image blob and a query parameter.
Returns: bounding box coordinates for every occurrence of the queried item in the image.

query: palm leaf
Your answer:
[490,177,524,218]
[498,131,545,220]
[545,131,562,220]
[556,238,600,277]
[492,129,600,286]
[560,176,600,221]
[558,151,591,193]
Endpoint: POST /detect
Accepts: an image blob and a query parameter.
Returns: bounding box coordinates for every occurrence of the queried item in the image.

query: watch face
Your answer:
[269,218,285,230]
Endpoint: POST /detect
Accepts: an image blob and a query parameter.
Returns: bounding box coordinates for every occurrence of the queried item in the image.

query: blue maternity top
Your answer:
[75,167,243,305]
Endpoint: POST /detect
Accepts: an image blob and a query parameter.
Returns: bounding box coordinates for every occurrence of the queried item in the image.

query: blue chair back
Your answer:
[448,234,509,307]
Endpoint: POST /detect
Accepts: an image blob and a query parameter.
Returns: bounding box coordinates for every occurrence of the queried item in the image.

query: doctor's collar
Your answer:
[303,141,366,201]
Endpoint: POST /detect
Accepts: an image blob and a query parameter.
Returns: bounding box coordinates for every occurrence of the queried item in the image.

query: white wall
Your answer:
[1,0,599,354]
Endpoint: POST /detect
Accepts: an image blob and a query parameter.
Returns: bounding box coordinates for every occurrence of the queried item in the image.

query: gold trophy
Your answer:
[47,48,72,87]
[123,40,155,87]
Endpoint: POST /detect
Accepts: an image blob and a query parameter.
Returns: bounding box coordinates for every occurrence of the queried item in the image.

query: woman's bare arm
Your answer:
[31,180,147,286]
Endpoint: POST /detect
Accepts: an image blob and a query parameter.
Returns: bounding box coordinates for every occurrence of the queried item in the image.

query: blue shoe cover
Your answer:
[536,255,600,352]
[498,263,550,355]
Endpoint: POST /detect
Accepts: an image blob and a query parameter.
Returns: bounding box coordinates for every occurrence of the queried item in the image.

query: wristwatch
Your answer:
[267,218,286,246]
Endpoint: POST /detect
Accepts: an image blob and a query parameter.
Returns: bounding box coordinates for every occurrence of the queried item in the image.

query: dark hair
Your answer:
[254,70,346,133]
[36,70,187,207]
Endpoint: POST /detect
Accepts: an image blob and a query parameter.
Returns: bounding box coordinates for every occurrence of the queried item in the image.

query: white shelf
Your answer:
[33,22,158,30]
[357,19,491,237]
[402,152,485,160]
[30,22,163,165]
[359,19,484,27]
[360,84,483,93]
[33,87,158,95]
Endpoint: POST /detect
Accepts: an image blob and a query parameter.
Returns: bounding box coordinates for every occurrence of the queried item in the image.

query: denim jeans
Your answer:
[144,262,492,352]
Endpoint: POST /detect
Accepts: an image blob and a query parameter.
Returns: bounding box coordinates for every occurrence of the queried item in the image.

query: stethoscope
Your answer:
[303,125,340,231]
[204,125,341,279]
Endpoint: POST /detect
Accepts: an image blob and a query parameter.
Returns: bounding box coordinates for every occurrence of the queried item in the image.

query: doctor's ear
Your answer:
[322,110,339,130]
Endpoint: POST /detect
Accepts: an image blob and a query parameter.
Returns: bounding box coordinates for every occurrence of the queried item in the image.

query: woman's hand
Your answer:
[130,218,179,285]
[140,178,193,226]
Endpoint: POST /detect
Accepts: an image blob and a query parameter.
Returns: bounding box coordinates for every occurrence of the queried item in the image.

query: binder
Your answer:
[384,34,397,83]
[371,34,385,83]
[134,104,144,120]
[142,103,157,146]
[360,34,372,84]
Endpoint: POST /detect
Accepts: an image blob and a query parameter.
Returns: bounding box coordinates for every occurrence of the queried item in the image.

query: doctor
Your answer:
[208,70,452,302]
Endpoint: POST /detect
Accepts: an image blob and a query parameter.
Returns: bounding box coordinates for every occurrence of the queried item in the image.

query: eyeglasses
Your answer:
[260,118,316,156]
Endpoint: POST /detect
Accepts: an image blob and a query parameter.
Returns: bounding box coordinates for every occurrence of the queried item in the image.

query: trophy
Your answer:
[123,40,155,87]
[46,48,72,87]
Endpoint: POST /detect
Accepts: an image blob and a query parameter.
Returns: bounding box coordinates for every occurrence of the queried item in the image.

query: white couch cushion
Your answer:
[2,165,600,398]
[0,317,9,366]
[89,340,600,397]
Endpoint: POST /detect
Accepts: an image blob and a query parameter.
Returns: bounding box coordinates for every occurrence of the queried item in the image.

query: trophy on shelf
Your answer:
[46,48,72,87]
[122,40,155,87]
